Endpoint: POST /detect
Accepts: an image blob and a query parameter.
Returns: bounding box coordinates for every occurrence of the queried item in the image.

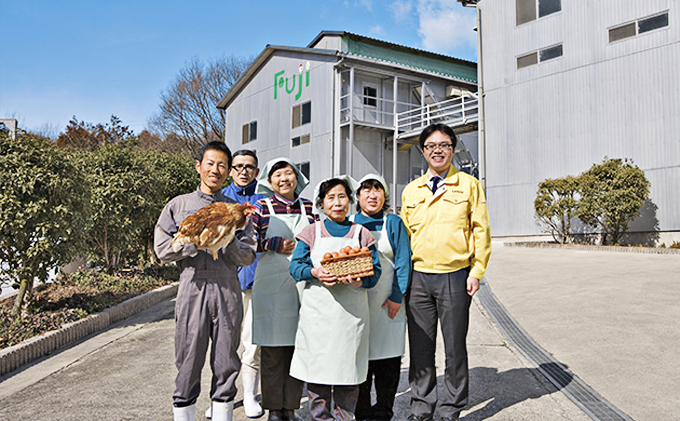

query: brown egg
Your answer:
[361,246,369,253]
[352,246,361,254]
[331,251,339,258]
[323,252,333,260]
[337,251,347,257]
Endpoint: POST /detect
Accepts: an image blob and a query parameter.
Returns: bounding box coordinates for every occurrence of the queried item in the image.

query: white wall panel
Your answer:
[479,0,680,237]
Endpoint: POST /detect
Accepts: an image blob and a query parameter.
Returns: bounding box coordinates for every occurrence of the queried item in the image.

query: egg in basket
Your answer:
[320,246,374,280]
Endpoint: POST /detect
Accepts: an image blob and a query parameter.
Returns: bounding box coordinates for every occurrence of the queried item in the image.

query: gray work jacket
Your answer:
[154,187,257,282]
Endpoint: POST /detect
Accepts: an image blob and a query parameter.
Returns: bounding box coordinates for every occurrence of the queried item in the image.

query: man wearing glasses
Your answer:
[400,124,492,421]
[219,149,266,419]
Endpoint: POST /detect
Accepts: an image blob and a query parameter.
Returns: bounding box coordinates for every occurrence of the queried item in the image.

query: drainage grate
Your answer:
[477,279,634,421]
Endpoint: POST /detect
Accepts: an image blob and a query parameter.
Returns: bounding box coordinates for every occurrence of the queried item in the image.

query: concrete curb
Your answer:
[504,241,680,255]
[0,282,178,377]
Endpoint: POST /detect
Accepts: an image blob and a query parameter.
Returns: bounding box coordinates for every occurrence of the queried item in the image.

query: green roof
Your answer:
[339,33,477,83]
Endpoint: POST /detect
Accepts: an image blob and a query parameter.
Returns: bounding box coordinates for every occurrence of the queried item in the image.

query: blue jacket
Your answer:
[352,212,412,303]
[222,181,267,290]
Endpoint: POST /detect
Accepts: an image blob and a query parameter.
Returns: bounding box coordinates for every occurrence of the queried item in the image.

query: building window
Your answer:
[517,43,563,69]
[292,101,312,128]
[539,44,563,62]
[516,0,561,26]
[639,12,669,34]
[297,162,310,180]
[609,23,637,42]
[517,52,538,69]
[609,12,669,43]
[242,121,257,144]
[292,134,310,147]
[538,0,560,19]
[363,86,377,107]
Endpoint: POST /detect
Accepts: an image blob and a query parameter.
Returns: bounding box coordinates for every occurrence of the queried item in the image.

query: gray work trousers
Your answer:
[405,268,471,419]
[173,274,243,406]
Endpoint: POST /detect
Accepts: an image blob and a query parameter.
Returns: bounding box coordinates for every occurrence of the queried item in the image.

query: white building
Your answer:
[218,31,480,208]
[470,0,679,244]
[0,119,18,139]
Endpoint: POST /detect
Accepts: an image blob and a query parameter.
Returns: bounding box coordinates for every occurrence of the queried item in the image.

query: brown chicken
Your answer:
[171,202,253,260]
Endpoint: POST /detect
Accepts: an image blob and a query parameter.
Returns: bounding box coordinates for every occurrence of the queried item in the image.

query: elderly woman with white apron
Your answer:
[250,158,317,421]
[350,174,411,421]
[289,176,382,421]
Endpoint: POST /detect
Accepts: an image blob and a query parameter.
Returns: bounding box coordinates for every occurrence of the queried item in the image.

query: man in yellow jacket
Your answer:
[400,123,491,421]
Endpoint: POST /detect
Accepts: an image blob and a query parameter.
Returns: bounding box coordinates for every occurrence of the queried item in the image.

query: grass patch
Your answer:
[0,265,178,350]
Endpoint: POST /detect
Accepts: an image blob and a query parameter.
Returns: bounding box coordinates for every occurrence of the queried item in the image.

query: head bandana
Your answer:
[312,174,360,215]
[255,157,309,197]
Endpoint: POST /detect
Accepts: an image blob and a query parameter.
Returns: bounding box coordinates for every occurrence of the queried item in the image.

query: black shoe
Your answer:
[268,410,285,421]
[281,409,301,421]
[407,415,433,421]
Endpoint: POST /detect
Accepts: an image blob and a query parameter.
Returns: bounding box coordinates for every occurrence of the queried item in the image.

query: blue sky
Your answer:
[0,0,477,136]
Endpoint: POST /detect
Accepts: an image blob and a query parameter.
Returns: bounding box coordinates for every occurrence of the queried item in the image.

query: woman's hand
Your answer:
[340,276,362,288]
[279,238,296,255]
[382,299,401,319]
[311,266,338,286]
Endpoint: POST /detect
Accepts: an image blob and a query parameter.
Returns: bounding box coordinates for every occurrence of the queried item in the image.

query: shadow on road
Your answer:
[463,362,572,420]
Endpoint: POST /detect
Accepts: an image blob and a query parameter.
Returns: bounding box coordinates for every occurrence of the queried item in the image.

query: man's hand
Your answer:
[467,276,480,296]
[381,299,401,319]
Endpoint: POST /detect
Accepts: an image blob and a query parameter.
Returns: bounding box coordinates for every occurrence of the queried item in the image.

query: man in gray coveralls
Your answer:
[154,141,257,421]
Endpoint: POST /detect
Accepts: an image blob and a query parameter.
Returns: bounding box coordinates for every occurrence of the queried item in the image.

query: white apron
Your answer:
[351,215,407,360]
[289,221,370,385]
[252,198,310,346]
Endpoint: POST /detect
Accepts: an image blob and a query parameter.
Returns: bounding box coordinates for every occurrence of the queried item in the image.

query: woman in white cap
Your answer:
[350,174,411,421]
[289,176,381,421]
[250,158,317,421]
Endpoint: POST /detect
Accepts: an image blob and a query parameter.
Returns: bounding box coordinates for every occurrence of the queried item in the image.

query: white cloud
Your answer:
[370,25,385,36]
[360,0,373,12]
[390,0,413,23]
[416,0,477,56]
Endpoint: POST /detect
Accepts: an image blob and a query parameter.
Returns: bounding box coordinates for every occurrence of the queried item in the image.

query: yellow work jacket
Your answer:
[400,166,491,280]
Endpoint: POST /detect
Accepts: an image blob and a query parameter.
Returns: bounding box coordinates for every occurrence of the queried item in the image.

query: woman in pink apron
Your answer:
[289,176,382,421]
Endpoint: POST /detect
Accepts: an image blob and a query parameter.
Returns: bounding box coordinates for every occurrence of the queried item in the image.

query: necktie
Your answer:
[431,176,440,194]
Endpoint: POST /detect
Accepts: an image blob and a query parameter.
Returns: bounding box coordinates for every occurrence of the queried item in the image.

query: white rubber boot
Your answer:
[241,365,264,418]
[173,404,196,421]
[210,400,233,421]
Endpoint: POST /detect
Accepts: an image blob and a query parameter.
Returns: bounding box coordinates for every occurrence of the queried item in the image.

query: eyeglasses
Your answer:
[422,143,454,152]
[232,164,257,173]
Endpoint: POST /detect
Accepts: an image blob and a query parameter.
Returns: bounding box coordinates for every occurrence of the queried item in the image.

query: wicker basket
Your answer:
[320,251,374,279]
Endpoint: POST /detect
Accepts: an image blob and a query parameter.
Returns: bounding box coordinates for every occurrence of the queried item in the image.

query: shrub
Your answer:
[534,176,579,244]
[577,158,650,245]
[0,134,89,315]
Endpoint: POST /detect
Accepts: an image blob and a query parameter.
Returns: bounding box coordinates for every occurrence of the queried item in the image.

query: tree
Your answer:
[76,145,199,270]
[148,55,253,153]
[534,176,579,244]
[77,145,149,271]
[134,151,198,266]
[0,134,89,316]
[56,115,134,151]
[133,130,189,154]
[577,158,650,245]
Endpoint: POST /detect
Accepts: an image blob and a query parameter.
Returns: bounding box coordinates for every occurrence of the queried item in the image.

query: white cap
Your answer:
[357,173,389,199]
